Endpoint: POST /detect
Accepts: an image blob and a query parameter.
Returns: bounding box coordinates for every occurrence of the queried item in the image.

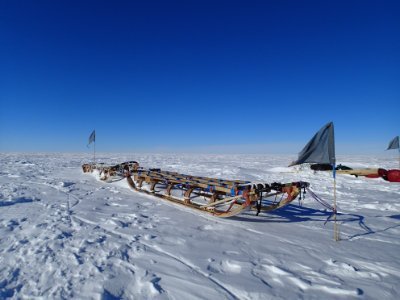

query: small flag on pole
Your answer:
[88,130,95,147]
[289,122,335,167]
[387,136,400,169]
[386,136,399,150]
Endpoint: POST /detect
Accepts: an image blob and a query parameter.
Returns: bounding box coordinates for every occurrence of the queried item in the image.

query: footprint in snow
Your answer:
[58,181,75,188]
[85,235,107,245]
[143,234,157,240]
[253,262,364,296]
[222,250,240,256]
[323,259,380,280]
[207,259,242,274]
[197,224,214,231]
[5,219,20,231]
[56,230,73,240]
[36,222,48,229]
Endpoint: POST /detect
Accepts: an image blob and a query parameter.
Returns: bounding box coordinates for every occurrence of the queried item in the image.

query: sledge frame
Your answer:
[83,161,309,218]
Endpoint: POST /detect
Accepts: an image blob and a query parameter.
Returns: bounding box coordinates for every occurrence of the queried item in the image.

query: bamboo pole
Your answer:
[333,165,340,241]
[94,138,96,166]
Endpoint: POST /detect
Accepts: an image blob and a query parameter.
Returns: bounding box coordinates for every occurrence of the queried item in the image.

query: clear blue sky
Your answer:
[0,0,399,154]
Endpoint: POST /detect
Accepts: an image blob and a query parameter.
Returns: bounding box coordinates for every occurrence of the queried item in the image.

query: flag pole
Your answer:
[289,121,337,240]
[94,138,96,165]
[333,164,339,241]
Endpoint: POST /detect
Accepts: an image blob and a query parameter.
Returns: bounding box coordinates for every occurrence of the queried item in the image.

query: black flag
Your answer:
[88,130,95,146]
[386,136,399,150]
[290,122,335,166]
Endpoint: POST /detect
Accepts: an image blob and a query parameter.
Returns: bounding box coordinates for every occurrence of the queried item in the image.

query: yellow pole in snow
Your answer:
[332,164,340,241]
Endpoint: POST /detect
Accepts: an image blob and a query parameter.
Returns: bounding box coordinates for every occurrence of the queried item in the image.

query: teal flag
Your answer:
[290,122,335,166]
[88,130,95,146]
[387,136,399,150]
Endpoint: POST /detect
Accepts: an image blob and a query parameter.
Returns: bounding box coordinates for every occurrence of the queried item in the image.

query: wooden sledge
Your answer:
[82,161,309,218]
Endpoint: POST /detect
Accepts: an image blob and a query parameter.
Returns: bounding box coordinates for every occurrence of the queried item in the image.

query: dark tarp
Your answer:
[387,136,399,150]
[290,122,335,166]
[310,163,352,171]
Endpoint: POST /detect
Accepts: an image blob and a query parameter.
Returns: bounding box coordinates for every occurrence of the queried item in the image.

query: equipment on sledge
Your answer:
[310,164,400,183]
[82,161,310,218]
[310,164,352,171]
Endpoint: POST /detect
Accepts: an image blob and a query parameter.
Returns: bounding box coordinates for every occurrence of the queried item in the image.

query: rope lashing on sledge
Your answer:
[297,184,307,206]
[255,183,265,216]
[305,187,336,212]
[305,187,337,224]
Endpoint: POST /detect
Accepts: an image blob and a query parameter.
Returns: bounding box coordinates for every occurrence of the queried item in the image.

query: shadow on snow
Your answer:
[0,197,39,207]
[230,202,375,240]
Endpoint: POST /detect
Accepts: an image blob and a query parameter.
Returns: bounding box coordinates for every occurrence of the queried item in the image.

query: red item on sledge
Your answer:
[387,169,400,182]
[365,174,380,178]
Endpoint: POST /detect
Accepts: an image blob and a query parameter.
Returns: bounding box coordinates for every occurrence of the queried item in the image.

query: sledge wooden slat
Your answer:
[135,172,250,194]
[136,174,236,194]
[200,195,244,208]
[154,170,249,185]
[144,170,250,187]
[214,205,250,218]
[335,168,379,176]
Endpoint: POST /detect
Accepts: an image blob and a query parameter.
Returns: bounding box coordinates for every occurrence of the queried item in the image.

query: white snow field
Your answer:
[1,153,399,299]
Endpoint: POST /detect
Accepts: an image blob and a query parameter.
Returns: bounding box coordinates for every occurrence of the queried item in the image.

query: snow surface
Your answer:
[1,153,399,299]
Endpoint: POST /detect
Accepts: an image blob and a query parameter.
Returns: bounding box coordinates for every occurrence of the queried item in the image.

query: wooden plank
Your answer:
[147,170,249,188]
[200,195,244,208]
[153,170,249,185]
[214,205,250,218]
[335,168,379,176]
[135,173,246,194]
[156,171,250,189]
